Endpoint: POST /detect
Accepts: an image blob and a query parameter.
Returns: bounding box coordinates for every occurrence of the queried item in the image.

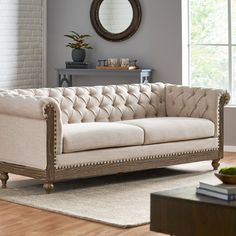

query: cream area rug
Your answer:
[0,161,221,228]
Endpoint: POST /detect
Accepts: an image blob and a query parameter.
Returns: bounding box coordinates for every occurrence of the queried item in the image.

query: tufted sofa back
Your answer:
[12,83,166,124]
[166,84,222,118]
[165,84,229,136]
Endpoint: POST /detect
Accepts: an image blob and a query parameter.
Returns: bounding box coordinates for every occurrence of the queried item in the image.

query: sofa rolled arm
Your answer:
[165,84,230,137]
[0,92,60,120]
[0,92,63,154]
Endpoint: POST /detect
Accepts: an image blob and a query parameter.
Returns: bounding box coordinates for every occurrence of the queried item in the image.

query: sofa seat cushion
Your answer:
[63,122,144,153]
[119,117,215,145]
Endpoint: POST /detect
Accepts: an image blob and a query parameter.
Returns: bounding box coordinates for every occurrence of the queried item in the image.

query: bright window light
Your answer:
[183,0,236,105]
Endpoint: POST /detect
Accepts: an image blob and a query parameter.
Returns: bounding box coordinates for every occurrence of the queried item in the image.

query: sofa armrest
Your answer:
[0,92,58,120]
[165,84,230,137]
[0,93,63,154]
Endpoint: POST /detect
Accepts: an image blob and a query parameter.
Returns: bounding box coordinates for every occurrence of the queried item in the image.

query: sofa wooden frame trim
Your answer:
[54,150,219,181]
[0,93,230,193]
[218,94,227,159]
[0,162,46,180]
[0,150,219,181]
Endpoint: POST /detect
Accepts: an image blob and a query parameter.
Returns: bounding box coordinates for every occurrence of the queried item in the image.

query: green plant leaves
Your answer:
[64,31,93,49]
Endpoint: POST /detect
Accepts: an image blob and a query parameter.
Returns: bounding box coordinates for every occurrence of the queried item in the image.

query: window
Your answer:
[184,0,236,104]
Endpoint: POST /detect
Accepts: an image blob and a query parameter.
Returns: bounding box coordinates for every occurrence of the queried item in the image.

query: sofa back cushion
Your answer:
[13,83,166,124]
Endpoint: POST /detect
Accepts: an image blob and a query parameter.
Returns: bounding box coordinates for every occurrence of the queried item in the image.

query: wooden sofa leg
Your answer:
[43,182,54,194]
[0,172,9,189]
[212,159,220,170]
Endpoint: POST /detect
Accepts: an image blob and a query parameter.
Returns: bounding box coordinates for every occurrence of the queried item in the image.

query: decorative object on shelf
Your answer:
[121,58,129,67]
[108,58,119,67]
[96,66,131,70]
[64,31,93,62]
[129,59,138,68]
[97,59,108,67]
[96,58,138,70]
[90,0,142,42]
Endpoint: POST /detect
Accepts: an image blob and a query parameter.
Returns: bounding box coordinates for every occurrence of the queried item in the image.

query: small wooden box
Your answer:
[96,66,130,70]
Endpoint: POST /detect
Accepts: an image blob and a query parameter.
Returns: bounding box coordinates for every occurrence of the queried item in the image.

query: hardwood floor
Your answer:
[0,153,235,236]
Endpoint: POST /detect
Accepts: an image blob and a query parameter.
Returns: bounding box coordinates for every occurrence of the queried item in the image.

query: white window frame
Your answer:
[182,0,235,105]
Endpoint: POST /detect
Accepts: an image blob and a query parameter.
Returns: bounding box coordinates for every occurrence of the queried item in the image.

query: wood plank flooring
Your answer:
[0,153,235,236]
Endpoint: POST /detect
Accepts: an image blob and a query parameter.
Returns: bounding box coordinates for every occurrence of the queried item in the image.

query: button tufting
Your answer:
[9,83,167,124]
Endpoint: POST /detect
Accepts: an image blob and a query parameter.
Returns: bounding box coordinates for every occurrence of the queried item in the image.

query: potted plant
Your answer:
[64,31,93,63]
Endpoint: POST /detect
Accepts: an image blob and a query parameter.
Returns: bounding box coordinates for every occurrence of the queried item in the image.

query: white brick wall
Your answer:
[0,0,44,89]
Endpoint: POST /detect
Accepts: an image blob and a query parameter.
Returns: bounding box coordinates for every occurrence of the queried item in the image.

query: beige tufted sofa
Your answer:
[0,83,230,193]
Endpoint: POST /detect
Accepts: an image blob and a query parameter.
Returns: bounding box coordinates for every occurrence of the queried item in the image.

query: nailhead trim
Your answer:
[56,147,218,169]
[53,107,57,168]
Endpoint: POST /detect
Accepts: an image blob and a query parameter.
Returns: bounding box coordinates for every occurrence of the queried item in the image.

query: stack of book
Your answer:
[196,180,236,201]
[65,61,89,69]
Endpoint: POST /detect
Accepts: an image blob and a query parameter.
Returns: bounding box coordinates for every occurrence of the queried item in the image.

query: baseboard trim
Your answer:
[224,146,236,152]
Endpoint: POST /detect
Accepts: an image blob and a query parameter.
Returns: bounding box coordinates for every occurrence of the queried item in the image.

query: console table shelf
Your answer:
[57,68,152,87]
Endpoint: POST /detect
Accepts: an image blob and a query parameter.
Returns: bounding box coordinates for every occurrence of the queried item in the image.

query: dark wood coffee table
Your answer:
[150,187,236,236]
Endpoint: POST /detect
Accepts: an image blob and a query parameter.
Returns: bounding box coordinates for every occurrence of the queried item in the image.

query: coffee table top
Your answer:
[151,186,236,236]
[151,186,236,208]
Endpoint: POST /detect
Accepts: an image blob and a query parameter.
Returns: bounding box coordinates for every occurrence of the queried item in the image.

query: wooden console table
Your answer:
[57,68,152,87]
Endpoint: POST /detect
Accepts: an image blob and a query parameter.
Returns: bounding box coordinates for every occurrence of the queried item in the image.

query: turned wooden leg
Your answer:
[0,172,9,189]
[212,159,220,170]
[43,182,54,194]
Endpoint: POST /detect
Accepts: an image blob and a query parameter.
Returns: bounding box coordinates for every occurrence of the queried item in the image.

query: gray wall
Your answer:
[47,0,236,147]
[224,107,236,147]
[47,0,182,87]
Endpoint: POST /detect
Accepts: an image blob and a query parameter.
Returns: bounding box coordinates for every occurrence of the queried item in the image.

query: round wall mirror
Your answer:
[90,0,142,42]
